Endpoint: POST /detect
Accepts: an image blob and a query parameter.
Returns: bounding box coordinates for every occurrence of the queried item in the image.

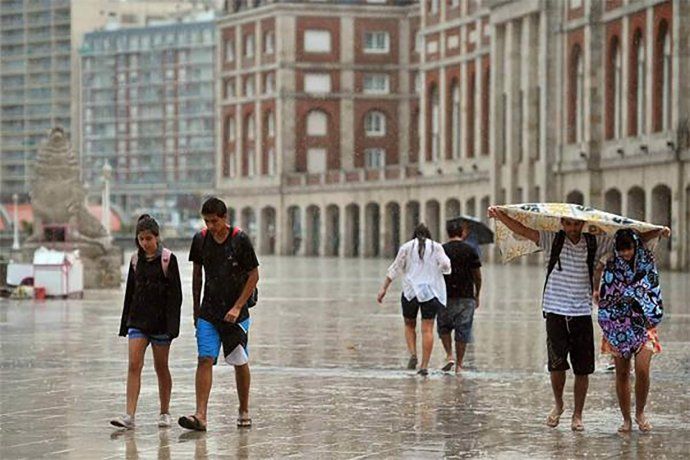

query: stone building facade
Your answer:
[216,0,690,270]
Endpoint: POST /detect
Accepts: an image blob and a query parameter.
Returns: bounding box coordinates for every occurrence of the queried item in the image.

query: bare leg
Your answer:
[546,370,565,427]
[440,333,453,361]
[126,338,149,416]
[419,319,435,370]
[572,374,589,431]
[614,356,632,432]
[403,318,417,359]
[634,348,653,431]
[193,358,214,425]
[235,363,251,416]
[152,344,172,415]
[455,341,467,372]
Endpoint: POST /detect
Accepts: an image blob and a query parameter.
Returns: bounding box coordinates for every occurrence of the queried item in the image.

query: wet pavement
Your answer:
[1,255,689,459]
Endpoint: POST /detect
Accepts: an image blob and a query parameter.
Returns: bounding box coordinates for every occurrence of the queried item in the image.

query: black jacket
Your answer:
[119,251,183,338]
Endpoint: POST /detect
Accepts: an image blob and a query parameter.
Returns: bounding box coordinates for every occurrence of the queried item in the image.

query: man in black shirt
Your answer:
[179,198,259,431]
[437,218,482,373]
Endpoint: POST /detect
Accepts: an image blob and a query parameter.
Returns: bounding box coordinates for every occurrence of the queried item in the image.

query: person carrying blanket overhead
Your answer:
[488,205,668,432]
[595,229,666,433]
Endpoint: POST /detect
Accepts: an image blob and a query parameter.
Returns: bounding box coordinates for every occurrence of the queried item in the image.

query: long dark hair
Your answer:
[412,223,432,260]
[134,214,160,252]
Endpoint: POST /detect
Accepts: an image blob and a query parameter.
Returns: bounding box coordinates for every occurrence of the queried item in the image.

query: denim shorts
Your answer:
[436,298,476,343]
[127,328,172,346]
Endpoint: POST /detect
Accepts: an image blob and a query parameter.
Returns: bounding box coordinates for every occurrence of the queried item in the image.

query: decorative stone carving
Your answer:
[21,127,123,288]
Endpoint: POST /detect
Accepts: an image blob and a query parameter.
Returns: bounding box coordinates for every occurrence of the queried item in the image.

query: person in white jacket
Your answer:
[377,223,452,376]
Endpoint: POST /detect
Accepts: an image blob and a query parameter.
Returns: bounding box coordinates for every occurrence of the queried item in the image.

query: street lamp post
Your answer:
[12,193,20,250]
[101,162,112,236]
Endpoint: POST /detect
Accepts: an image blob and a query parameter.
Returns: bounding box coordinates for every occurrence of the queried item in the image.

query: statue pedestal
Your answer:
[10,243,123,289]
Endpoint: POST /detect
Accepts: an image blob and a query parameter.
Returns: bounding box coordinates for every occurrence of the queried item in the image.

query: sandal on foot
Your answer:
[441,360,455,372]
[407,355,418,370]
[237,415,252,428]
[636,417,652,432]
[178,415,207,432]
[546,408,563,428]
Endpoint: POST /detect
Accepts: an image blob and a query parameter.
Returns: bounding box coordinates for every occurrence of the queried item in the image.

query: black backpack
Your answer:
[544,230,598,293]
[200,226,258,308]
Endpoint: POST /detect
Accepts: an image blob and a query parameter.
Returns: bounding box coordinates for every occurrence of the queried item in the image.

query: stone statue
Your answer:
[29,127,109,246]
[21,127,123,288]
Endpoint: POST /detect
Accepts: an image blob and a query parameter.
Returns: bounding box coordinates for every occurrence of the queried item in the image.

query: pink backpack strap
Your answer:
[161,248,172,277]
[130,252,138,272]
[231,226,242,238]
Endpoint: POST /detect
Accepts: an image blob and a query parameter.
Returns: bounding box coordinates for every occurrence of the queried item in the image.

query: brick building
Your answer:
[216,0,690,270]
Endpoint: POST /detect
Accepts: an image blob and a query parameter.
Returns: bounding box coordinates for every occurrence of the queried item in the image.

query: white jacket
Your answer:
[386,238,452,306]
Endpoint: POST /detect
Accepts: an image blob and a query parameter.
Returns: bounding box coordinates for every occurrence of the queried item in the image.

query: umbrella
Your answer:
[492,203,665,262]
[447,215,494,245]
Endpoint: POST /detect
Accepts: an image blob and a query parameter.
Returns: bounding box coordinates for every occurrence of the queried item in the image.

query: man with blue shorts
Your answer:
[179,197,259,431]
[437,218,482,373]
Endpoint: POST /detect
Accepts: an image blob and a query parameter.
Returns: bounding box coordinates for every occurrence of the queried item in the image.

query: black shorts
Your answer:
[545,313,595,375]
[401,294,441,320]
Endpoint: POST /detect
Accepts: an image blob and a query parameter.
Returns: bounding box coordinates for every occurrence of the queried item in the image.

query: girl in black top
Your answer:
[110,215,182,430]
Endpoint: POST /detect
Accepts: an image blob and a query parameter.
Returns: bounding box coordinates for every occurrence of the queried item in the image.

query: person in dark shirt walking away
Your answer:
[111,215,183,430]
[179,197,259,431]
[437,218,482,374]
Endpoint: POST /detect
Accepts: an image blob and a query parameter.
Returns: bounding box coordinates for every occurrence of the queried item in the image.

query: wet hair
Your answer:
[446,220,463,238]
[201,197,227,218]
[134,214,160,250]
[413,223,432,260]
[615,229,636,252]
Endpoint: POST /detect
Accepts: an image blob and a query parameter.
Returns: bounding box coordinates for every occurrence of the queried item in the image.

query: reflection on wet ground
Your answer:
[1,256,689,458]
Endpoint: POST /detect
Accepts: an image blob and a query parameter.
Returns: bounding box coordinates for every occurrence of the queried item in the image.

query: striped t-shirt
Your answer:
[538,231,614,316]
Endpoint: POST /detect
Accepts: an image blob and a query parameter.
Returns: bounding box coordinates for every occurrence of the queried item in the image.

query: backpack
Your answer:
[131,248,172,278]
[544,230,598,293]
[200,225,258,308]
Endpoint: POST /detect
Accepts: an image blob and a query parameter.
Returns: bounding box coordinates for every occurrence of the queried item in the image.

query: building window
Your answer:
[635,33,646,136]
[576,54,584,143]
[364,31,389,54]
[264,30,274,54]
[246,115,255,141]
[304,73,331,93]
[430,0,439,14]
[304,30,331,53]
[224,78,235,99]
[229,152,236,178]
[363,74,389,94]
[226,117,235,142]
[364,148,385,169]
[569,46,584,144]
[607,38,623,139]
[431,85,440,161]
[415,32,423,54]
[654,21,671,132]
[224,39,234,62]
[364,110,386,137]
[244,77,255,97]
[307,148,327,173]
[451,83,460,158]
[244,34,254,58]
[245,149,255,177]
[264,73,275,94]
[266,111,275,137]
[307,110,328,136]
[267,148,276,176]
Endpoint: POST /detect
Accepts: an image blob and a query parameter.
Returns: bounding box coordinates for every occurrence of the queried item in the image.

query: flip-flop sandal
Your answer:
[636,418,652,432]
[441,360,455,372]
[237,416,252,428]
[546,408,563,428]
[178,415,207,432]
